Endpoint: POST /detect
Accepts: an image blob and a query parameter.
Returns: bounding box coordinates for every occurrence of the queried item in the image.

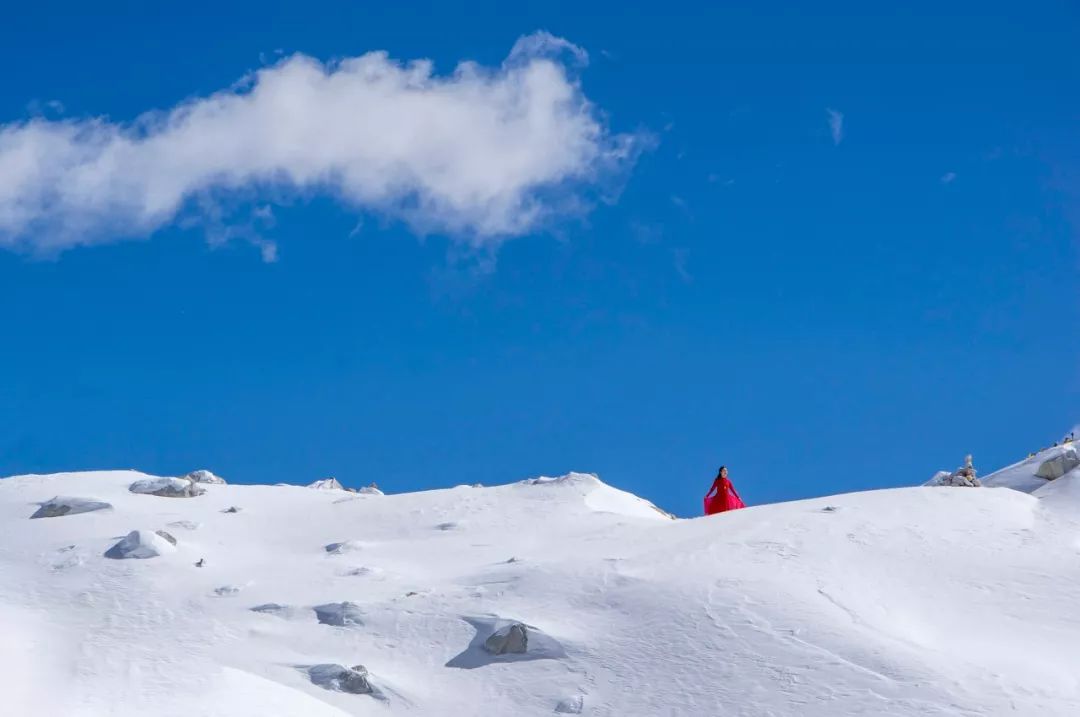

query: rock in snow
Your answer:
[104,530,178,559]
[313,601,365,626]
[484,622,529,655]
[183,469,226,485]
[129,477,205,498]
[306,664,374,695]
[324,540,365,555]
[30,496,112,519]
[307,477,344,490]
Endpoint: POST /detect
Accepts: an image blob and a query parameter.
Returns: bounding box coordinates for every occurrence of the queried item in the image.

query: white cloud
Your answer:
[0,32,640,257]
[826,108,844,146]
[940,172,957,184]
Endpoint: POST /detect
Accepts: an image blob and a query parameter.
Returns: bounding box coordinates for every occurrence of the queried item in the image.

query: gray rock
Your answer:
[221,506,242,514]
[129,477,206,498]
[307,664,373,695]
[484,622,529,655]
[313,601,365,626]
[155,530,177,545]
[325,540,364,555]
[183,469,226,485]
[30,496,112,519]
[105,530,177,559]
[308,478,344,490]
[251,603,290,616]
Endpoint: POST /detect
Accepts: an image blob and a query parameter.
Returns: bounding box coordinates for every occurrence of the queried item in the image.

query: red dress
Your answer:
[704,477,746,515]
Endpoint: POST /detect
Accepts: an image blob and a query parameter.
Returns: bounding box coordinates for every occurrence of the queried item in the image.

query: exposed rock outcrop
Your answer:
[129,477,205,498]
[30,496,112,519]
[183,469,226,485]
[484,622,529,655]
[307,664,373,695]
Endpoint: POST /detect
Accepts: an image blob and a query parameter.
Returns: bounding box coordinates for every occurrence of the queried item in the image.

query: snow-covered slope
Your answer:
[3,469,1080,716]
[982,442,1080,493]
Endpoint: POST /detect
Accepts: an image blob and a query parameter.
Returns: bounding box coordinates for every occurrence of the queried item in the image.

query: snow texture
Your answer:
[2,466,1080,715]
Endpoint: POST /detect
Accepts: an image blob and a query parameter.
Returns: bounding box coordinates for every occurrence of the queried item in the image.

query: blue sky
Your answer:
[1,1,1078,516]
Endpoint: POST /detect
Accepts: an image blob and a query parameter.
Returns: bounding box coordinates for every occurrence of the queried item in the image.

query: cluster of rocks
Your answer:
[930,455,981,487]
[129,476,206,498]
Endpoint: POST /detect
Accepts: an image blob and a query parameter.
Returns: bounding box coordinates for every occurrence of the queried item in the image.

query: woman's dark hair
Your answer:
[716,466,727,479]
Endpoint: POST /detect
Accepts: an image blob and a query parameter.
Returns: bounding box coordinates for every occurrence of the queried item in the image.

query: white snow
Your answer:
[2,466,1080,715]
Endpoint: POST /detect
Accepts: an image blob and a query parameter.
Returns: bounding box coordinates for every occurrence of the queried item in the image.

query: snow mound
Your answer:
[357,483,384,495]
[447,616,566,669]
[104,530,177,559]
[1033,472,1080,509]
[308,478,344,490]
[129,476,205,498]
[518,472,672,520]
[30,496,112,519]
[183,469,226,485]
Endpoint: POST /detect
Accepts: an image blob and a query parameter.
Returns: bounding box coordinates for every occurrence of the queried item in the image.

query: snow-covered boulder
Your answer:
[1035,447,1080,480]
[307,478,343,490]
[183,469,226,485]
[104,530,177,559]
[313,601,365,626]
[30,496,112,519]
[357,483,383,495]
[129,477,205,498]
[306,664,373,695]
[484,622,529,654]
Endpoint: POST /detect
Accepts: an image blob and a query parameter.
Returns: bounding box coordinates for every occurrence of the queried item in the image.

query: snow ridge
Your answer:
[1,467,1079,716]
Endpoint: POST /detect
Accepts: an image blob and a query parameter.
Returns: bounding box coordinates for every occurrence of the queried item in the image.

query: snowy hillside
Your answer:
[3,468,1080,716]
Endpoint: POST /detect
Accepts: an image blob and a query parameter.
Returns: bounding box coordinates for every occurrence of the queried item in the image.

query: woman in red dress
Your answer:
[704,465,746,515]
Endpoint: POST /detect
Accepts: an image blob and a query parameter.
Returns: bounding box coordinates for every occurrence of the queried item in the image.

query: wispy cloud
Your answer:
[940,172,957,184]
[826,108,844,146]
[0,32,641,258]
[672,247,691,283]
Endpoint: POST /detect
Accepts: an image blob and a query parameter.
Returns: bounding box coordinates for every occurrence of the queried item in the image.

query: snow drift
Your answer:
[2,466,1080,715]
